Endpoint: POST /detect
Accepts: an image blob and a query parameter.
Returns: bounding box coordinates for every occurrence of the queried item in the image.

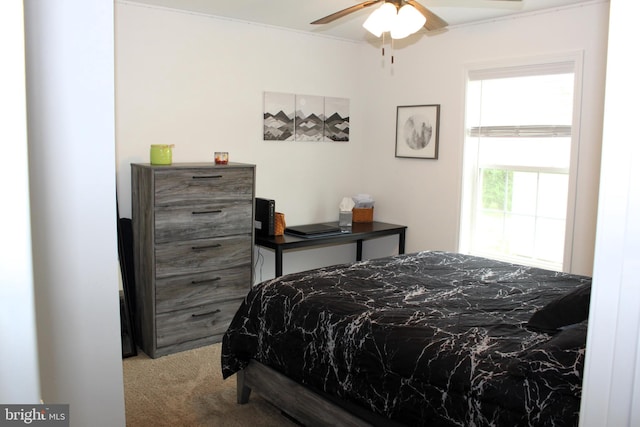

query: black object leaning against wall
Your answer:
[117,194,137,358]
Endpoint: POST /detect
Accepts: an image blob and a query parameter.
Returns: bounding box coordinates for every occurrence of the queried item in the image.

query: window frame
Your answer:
[458,53,584,272]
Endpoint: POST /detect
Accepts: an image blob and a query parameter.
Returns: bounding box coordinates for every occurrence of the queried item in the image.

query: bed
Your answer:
[221,251,591,426]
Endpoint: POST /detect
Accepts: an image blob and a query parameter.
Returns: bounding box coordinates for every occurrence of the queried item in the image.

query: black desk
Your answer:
[255,221,407,277]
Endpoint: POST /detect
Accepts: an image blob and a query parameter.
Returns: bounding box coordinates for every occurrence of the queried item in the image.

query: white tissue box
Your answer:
[339,211,352,227]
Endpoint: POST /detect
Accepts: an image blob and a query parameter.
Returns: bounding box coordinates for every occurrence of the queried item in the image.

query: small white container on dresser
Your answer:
[131,162,255,358]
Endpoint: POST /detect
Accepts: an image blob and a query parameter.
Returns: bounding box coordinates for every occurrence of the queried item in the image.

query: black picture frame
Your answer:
[395,104,440,159]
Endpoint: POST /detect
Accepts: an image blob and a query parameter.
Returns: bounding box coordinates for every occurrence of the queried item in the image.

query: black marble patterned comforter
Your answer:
[221,251,591,426]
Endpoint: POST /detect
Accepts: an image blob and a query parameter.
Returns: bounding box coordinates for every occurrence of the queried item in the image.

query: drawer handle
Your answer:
[191,243,222,251]
[192,309,221,318]
[192,175,222,180]
[191,277,221,285]
[192,210,222,215]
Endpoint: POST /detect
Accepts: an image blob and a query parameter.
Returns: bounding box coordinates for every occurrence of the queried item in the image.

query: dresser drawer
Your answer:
[155,235,251,278]
[156,298,243,349]
[154,200,252,243]
[155,267,250,314]
[154,168,253,206]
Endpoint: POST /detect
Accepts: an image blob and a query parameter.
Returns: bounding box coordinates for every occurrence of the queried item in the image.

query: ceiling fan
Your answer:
[311,0,523,36]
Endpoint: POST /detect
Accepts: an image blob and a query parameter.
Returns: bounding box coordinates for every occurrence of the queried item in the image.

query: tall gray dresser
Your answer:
[131,162,255,358]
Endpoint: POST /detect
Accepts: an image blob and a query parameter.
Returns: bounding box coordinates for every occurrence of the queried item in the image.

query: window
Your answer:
[460,60,579,271]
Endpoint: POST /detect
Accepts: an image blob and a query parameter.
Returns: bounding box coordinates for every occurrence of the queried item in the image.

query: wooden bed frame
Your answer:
[236,361,405,427]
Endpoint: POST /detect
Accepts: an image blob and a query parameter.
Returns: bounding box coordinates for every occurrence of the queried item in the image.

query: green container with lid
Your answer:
[150,144,173,165]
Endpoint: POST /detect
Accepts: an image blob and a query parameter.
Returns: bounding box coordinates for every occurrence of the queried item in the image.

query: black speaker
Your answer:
[255,197,275,236]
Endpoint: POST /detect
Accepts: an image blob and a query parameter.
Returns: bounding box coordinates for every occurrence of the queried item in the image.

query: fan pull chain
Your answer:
[379,33,395,65]
[391,37,395,64]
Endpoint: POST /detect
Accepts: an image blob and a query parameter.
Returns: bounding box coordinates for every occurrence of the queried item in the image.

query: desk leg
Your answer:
[356,240,363,261]
[398,230,406,254]
[275,248,283,277]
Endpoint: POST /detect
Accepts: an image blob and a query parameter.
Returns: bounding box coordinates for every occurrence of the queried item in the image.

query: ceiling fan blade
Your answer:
[406,0,448,31]
[311,0,384,25]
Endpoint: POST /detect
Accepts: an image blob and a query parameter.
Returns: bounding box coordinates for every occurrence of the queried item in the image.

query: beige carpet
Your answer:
[123,343,299,426]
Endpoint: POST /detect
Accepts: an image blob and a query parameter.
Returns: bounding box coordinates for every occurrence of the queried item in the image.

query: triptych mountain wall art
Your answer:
[263,92,350,142]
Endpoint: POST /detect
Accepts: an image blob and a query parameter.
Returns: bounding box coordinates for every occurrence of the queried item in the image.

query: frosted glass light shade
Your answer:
[391,4,426,39]
[363,2,397,37]
[363,2,426,39]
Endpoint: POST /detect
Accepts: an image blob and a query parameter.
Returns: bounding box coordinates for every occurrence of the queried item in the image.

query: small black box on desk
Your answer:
[255,197,275,236]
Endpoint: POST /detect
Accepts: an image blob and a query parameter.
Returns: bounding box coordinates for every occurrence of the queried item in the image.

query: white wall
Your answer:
[580,1,640,424]
[24,1,126,425]
[0,0,40,403]
[116,1,607,280]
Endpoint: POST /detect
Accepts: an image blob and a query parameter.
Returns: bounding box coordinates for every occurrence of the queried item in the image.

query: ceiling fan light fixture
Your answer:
[363,2,397,37]
[364,2,426,40]
[362,10,384,37]
[389,27,410,39]
[397,4,426,34]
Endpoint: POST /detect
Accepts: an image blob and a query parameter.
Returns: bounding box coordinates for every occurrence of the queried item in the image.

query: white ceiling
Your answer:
[123,0,594,42]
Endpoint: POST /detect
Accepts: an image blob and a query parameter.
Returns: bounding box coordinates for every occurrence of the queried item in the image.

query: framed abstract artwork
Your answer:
[323,96,350,142]
[295,94,324,142]
[263,91,349,142]
[395,104,440,159]
[263,92,295,141]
